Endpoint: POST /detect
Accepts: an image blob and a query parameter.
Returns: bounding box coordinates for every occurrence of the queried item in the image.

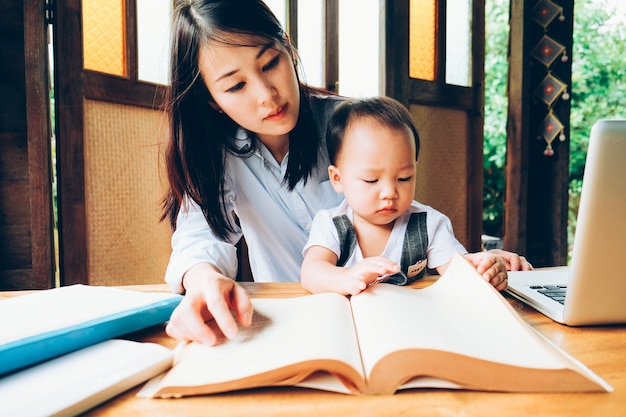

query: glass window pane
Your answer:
[446,0,472,86]
[297,0,324,88]
[137,0,172,85]
[409,0,436,80]
[264,0,287,31]
[83,0,125,76]
[338,0,381,97]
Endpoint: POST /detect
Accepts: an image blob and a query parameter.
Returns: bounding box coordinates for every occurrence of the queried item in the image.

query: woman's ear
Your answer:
[284,33,298,67]
[328,165,343,193]
[209,100,223,113]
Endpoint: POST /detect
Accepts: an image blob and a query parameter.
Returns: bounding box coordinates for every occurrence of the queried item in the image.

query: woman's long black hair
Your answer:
[162,0,324,240]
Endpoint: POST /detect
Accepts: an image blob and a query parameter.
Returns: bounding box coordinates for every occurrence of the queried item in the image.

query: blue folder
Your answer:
[0,285,182,376]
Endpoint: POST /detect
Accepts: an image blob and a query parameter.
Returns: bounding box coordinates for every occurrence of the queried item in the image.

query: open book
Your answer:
[0,285,182,376]
[142,254,612,397]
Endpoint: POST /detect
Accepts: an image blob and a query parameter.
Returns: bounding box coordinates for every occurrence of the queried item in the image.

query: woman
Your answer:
[162,0,531,346]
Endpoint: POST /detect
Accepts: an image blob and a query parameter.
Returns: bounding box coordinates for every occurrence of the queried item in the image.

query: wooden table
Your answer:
[3,280,626,416]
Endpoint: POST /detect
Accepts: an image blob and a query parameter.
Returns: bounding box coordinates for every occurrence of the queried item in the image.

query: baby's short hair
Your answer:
[326,96,421,164]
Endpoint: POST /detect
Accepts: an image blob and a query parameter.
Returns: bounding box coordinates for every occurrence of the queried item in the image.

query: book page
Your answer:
[152,292,366,397]
[350,253,611,393]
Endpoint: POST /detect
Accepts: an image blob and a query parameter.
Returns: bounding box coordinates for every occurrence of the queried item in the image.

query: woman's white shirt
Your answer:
[165,95,344,293]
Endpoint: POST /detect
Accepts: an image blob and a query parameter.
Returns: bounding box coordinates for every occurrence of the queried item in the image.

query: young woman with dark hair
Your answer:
[162,0,532,346]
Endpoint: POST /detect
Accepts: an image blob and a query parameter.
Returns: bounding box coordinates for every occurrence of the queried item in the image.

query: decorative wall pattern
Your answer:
[531,0,569,156]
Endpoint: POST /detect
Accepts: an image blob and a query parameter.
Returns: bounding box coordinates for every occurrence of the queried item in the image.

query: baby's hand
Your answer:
[464,252,508,291]
[343,257,400,295]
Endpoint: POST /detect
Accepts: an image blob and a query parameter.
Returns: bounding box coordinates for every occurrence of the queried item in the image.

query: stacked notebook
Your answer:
[0,285,182,416]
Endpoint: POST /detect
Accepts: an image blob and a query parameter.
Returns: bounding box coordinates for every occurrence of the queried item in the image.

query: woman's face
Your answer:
[198,38,300,146]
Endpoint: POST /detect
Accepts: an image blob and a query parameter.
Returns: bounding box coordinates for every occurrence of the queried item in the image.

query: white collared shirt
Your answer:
[165,95,345,293]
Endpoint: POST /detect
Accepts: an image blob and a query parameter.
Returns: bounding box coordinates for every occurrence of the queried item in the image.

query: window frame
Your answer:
[400,0,478,111]
[386,0,485,251]
[82,0,166,109]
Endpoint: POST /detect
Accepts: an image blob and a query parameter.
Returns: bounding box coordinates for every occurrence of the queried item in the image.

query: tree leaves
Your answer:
[483,0,626,240]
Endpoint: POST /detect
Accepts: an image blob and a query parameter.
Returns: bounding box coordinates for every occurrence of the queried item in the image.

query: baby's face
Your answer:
[331,118,417,227]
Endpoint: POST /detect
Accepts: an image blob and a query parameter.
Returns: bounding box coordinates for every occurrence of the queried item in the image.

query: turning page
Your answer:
[350,253,612,393]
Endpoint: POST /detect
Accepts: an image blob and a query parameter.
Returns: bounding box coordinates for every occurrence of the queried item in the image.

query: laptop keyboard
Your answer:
[531,285,567,304]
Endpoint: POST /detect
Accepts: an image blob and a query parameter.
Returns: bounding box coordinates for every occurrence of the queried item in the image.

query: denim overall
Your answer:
[332,212,428,285]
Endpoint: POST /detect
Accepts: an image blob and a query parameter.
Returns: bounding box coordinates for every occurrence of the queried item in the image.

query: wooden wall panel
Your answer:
[0,1,31,289]
[0,0,55,290]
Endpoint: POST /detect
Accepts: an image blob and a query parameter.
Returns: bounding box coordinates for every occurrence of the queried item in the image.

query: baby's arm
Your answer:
[301,246,400,295]
[435,252,509,291]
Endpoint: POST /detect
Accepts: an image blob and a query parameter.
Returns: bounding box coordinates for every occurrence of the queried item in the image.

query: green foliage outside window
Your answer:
[483,0,626,256]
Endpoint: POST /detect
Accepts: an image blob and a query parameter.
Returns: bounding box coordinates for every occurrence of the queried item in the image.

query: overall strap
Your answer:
[332,212,428,285]
[400,211,428,282]
[332,214,357,267]
[385,212,429,285]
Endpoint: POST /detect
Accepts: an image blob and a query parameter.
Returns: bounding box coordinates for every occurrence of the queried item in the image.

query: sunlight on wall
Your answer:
[338,0,381,97]
[137,0,171,85]
[266,0,381,97]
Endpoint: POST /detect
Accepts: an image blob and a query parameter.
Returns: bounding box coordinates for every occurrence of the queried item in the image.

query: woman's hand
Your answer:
[486,249,533,271]
[464,252,509,291]
[165,263,254,345]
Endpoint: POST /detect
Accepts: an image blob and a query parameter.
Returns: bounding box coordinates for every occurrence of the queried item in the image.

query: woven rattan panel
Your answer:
[409,104,470,249]
[83,100,171,285]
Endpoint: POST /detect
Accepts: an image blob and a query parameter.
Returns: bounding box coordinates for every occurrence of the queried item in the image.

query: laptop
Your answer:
[506,119,626,326]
